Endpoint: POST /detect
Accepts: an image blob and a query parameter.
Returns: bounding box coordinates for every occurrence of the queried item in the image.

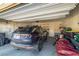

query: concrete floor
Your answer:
[0,39,57,56]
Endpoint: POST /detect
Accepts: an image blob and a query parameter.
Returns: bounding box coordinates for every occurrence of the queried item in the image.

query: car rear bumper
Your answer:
[10,42,34,50]
[11,39,31,43]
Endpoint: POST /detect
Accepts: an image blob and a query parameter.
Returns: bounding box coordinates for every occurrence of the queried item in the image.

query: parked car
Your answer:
[0,33,11,46]
[11,25,49,51]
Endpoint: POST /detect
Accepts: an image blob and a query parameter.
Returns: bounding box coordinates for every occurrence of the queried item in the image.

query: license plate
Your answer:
[13,34,20,39]
[13,34,32,40]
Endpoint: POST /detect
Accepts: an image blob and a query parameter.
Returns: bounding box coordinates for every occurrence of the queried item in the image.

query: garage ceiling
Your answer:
[0,3,77,21]
[0,3,19,13]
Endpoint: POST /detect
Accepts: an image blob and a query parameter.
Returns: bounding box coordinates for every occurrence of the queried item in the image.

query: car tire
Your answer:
[16,48,20,50]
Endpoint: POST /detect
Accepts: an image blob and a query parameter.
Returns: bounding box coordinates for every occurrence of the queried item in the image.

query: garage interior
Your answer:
[0,3,79,56]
